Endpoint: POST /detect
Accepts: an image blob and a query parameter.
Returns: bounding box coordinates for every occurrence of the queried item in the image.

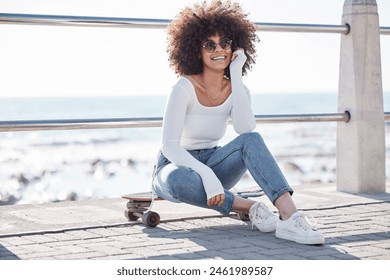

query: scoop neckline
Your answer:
[181,76,231,109]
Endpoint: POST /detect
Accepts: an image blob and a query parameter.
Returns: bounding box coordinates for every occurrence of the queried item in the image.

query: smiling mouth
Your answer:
[212,56,226,61]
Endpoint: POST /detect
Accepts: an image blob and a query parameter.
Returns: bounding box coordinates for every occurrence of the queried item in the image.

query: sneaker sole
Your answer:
[275,229,325,245]
[253,223,277,233]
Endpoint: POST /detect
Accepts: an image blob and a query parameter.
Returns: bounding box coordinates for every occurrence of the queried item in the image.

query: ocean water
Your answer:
[1,93,389,205]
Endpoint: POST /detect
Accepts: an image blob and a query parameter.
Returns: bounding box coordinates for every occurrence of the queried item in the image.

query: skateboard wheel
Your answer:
[124,210,139,221]
[237,212,250,221]
[142,211,160,227]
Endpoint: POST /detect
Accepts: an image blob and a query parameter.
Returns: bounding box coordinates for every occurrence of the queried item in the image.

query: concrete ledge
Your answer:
[0,198,221,236]
[1,184,389,236]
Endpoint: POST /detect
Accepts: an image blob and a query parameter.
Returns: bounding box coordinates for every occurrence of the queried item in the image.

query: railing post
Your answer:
[337,0,385,193]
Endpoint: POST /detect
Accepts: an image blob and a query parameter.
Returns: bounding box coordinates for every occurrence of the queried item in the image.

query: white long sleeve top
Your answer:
[161,50,256,199]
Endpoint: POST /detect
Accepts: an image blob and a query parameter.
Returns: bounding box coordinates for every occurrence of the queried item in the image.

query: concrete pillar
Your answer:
[337,0,385,193]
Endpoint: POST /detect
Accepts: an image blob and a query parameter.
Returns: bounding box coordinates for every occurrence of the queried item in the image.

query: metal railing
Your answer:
[1,13,389,35]
[0,13,359,34]
[2,111,390,133]
[0,112,352,132]
[0,13,388,133]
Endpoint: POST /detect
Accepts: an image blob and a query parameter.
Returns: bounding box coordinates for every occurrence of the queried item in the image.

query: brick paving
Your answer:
[1,200,389,260]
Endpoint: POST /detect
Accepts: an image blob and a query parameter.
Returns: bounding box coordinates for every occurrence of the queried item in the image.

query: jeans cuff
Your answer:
[270,187,294,204]
[217,190,234,215]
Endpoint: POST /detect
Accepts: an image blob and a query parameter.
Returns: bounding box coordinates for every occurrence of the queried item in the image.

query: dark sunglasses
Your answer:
[202,38,233,53]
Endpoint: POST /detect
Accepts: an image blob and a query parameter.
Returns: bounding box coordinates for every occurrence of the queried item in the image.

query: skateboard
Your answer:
[122,187,264,227]
[122,192,163,227]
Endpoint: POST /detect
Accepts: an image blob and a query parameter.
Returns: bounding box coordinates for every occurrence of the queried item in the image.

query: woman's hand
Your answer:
[207,193,225,207]
[230,48,247,67]
[231,48,244,61]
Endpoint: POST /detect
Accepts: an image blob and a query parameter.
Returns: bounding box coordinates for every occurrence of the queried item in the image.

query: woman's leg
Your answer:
[230,194,297,220]
[153,163,235,215]
[154,132,298,218]
[209,133,324,244]
[231,196,256,213]
[206,132,296,218]
[274,192,298,219]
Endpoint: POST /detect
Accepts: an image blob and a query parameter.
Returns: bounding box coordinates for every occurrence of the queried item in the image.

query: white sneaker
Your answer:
[276,212,324,245]
[249,202,279,232]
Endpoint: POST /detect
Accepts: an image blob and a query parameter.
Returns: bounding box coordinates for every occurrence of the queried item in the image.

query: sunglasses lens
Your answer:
[202,39,232,52]
[220,39,232,50]
[203,41,216,52]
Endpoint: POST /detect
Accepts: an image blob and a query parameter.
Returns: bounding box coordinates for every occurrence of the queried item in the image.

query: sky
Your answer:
[0,0,389,98]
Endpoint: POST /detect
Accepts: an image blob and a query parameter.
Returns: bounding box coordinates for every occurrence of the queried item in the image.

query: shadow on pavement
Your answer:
[0,244,20,260]
[138,217,361,260]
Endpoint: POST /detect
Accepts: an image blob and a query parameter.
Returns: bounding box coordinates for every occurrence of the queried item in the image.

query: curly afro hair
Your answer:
[167,0,259,79]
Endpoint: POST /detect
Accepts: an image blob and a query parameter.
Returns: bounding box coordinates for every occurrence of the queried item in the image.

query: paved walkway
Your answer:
[0,184,389,260]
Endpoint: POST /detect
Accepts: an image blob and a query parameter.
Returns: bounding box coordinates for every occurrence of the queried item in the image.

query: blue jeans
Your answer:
[152,132,293,215]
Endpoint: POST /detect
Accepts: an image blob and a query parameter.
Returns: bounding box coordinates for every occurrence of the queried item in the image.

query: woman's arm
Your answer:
[161,83,225,201]
[229,49,256,134]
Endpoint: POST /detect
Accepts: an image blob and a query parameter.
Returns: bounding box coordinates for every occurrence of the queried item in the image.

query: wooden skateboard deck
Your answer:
[122,188,264,227]
[122,192,162,201]
[121,192,163,227]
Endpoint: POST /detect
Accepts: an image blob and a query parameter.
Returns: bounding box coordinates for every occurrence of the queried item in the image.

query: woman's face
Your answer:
[200,34,233,73]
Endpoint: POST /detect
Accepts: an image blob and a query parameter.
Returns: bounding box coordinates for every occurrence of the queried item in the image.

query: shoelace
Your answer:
[250,203,273,230]
[293,213,316,232]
